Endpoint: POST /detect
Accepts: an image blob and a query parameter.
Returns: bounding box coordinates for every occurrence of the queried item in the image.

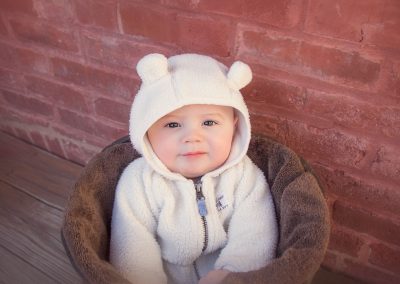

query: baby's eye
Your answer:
[165,122,180,128]
[203,120,217,126]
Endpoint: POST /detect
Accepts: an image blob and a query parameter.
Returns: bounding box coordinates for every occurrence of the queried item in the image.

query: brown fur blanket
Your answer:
[62,134,330,284]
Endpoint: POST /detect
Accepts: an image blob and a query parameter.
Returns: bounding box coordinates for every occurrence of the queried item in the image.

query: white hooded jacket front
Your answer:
[110,54,278,284]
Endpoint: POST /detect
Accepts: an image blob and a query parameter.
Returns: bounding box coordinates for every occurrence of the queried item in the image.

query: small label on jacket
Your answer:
[216,195,228,211]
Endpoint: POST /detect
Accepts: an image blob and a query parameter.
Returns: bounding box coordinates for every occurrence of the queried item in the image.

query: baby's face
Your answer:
[147,104,237,178]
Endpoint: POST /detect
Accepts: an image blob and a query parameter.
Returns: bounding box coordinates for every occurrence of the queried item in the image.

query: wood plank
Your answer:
[0,245,55,284]
[0,133,82,210]
[0,181,83,283]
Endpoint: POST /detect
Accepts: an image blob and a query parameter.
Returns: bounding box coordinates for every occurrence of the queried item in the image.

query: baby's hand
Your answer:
[198,269,230,284]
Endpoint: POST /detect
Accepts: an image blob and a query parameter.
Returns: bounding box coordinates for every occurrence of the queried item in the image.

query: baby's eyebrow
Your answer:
[162,114,181,120]
[161,112,226,120]
[202,113,225,119]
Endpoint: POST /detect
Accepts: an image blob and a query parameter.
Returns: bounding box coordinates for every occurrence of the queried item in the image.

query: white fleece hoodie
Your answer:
[110,54,278,284]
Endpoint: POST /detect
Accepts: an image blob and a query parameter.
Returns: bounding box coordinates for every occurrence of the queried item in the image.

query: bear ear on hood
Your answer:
[136,53,169,84]
[227,61,252,90]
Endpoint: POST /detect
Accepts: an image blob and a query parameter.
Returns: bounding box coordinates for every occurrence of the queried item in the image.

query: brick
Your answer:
[239,0,304,28]
[320,251,338,270]
[44,135,65,158]
[305,0,381,42]
[368,0,400,50]
[52,124,108,149]
[246,76,305,114]
[367,104,399,139]
[251,113,375,173]
[73,0,118,32]
[164,0,304,28]
[0,68,25,91]
[52,57,137,101]
[0,104,50,128]
[52,57,86,86]
[10,18,79,52]
[0,106,13,120]
[230,0,304,28]
[305,0,400,50]
[238,26,381,86]
[298,42,381,85]
[370,144,400,182]
[120,2,177,43]
[162,0,243,14]
[343,258,400,284]
[0,124,15,136]
[29,130,47,150]
[315,164,400,217]
[369,243,400,274]
[0,17,8,36]
[120,3,232,56]
[61,139,100,165]
[176,14,232,57]
[58,108,125,140]
[239,28,300,66]
[0,43,12,68]
[25,75,89,112]
[14,127,31,144]
[250,80,400,141]
[333,201,400,247]
[0,104,51,131]
[16,47,52,74]
[0,110,12,132]
[286,121,369,169]
[58,108,98,136]
[32,0,74,24]
[0,43,51,74]
[94,98,130,124]
[303,89,400,140]
[85,67,137,101]
[0,0,37,15]
[380,60,400,102]
[328,227,364,257]
[2,89,53,116]
[82,32,172,70]
[250,114,287,144]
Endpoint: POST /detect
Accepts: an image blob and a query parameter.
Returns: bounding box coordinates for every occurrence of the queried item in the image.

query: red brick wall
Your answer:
[0,0,399,282]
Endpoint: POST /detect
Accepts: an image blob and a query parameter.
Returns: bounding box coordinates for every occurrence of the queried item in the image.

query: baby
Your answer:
[110,53,278,284]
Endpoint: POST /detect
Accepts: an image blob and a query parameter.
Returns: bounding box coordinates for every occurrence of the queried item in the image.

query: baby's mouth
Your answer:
[182,151,206,157]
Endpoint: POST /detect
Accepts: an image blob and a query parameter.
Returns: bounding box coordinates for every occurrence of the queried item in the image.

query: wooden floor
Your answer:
[0,132,84,283]
[0,131,361,284]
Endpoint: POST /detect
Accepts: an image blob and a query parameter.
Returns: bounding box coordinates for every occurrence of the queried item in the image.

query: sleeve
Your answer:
[215,158,278,272]
[110,161,167,284]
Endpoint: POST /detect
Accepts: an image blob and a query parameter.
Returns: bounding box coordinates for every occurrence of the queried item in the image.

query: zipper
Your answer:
[193,181,208,280]
[195,182,208,252]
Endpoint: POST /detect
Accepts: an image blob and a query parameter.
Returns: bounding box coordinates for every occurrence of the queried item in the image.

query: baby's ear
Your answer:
[227,61,252,90]
[234,114,239,127]
[136,53,169,84]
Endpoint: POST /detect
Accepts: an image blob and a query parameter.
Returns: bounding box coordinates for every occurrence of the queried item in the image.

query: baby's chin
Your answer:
[169,160,227,179]
[178,166,220,179]
[180,171,207,179]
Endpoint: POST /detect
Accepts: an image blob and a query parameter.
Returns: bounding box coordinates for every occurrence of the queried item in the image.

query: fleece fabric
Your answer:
[62,134,330,284]
[110,156,277,284]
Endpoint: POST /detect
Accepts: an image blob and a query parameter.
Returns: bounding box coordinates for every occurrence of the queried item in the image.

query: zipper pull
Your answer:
[195,183,208,216]
[197,197,208,216]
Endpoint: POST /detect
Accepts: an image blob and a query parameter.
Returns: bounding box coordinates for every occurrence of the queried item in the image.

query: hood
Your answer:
[129,53,252,180]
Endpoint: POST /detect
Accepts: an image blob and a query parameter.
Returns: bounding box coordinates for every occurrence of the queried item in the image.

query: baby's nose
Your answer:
[183,126,202,143]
